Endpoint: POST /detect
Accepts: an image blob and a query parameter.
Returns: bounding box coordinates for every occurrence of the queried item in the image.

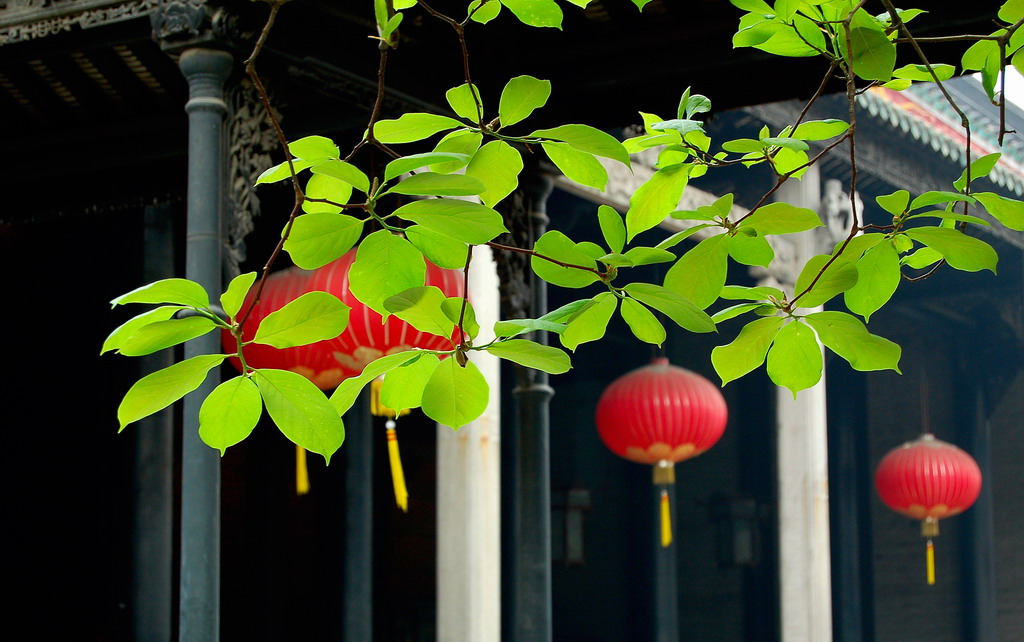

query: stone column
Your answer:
[437,245,502,641]
[178,47,232,642]
[763,168,835,642]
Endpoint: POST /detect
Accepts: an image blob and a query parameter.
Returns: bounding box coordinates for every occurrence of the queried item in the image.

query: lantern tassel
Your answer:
[296,445,310,496]
[926,538,935,586]
[386,419,408,512]
[659,489,672,548]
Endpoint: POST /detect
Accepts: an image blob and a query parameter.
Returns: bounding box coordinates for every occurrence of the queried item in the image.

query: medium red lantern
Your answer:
[875,433,982,585]
[595,357,728,546]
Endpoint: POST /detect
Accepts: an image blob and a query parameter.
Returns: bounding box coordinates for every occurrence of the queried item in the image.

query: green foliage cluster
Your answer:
[105,0,1024,462]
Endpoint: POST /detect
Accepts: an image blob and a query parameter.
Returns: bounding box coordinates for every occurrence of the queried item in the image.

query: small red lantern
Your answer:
[875,433,982,585]
[595,357,728,546]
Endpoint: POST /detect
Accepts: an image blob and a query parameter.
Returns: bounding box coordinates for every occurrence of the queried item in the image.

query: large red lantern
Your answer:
[595,357,728,546]
[875,433,982,585]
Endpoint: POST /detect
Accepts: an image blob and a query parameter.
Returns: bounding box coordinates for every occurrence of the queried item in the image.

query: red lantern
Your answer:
[225,266,349,391]
[875,433,982,585]
[595,357,728,546]
[306,249,465,375]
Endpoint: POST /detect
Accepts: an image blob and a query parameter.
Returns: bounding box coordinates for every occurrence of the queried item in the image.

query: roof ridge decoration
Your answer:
[0,0,202,45]
[859,83,1024,197]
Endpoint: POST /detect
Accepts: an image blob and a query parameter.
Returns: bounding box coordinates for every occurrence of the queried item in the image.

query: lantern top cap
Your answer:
[651,357,670,366]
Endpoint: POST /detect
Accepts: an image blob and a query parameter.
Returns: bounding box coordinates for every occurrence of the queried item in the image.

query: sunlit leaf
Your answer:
[221,272,257,320]
[117,316,217,356]
[844,239,900,321]
[349,230,426,315]
[393,199,508,244]
[805,311,901,373]
[766,320,822,397]
[422,358,490,428]
[486,339,571,374]
[498,75,552,127]
[465,140,523,207]
[386,172,486,197]
[118,354,224,431]
[542,142,608,190]
[904,227,998,273]
[531,230,601,289]
[380,353,441,413]
[373,113,463,144]
[711,316,784,386]
[619,298,666,346]
[738,202,821,235]
[102,306,187,355]
[561,292,617,351]
[255,369,345,463]
[112,278,210,309]
[199,376,262,455]
[405,225,469,269]
[626,164,689,240]
[384,286,457,338]
[663,234,728,309]
[623,282,715,332]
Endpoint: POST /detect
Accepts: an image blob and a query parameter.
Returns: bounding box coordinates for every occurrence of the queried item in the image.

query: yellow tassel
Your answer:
[659,489,672,548]
[295,445,310,496]
[926,538,936,585]
[386,420,408,512]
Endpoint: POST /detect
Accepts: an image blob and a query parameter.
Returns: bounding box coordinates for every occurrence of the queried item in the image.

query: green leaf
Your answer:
[500,0,563,28]
[199,375,262,454]
[446,82,483,122]
[256,159,315,185]
[908,190,976,211]
[621,247,676,266]
[832,232,885,261]
[289,135,339,163]
[252,291,350,348]
[406,225,469,269]
[792,119,849,141]
[626,164,690,240]
[961,40,1000,98]
[373,113,463,144]
[465,140,524,207]
[619,298,666,346]
[761,136,808,152]
[542,142,608,190]
[384,286,458,339]
[650,119,706,137]
[117,316,217,356]
[792,254,859,308]
[117,354,224,431]
[730,0,773,12]
[349,231,426,315]
[1000,0,1024,21]
[902,247,943,269]
[720,284,785,301]
[386,172,486,197]
[255,369,345,463]
[655,224,715,250]
[486,339,571,374]
[766,320,822,397]
[892,63,956,81]
[973,192,1024,230]
[711,302,765,323]
[310,159,371,194]
[102,306,186,355]
[876,190,909,216]
[112,278,210,309]
[953,153,1001,191]
[711,316,784,386]
[493,318,566,338]
[597,205,626,254]
[422,358,490,428]
[302,173,352,214]
[469,0,502,23]
[738,202,822,235]
[529,124,630,166]
[380,11,403,42]
[393,199,508,244]
[430,131,483,174]
[906,211,990,226]
[221,272,257,320]
[284,213,364,270]
[531,230,601,288]
[624,282,715,333]
[805,311,901,373]
[663,234,728,309]
[726,233,774,267]
[441,297,479,340]
[561,292,617,351]
[844,240,900,321]
[330,351,422,415]
[380,353,442,413]
[386,152,473,182]
[846,25,896,81]
[498,75,552,128]
[904,227,998,273]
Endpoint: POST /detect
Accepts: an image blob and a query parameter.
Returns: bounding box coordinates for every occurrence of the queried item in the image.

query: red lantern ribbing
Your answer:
[595,358,728,546]
[874,433,982,585]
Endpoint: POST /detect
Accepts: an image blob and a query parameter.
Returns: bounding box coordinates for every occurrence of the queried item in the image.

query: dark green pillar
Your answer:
[178,47,233,642]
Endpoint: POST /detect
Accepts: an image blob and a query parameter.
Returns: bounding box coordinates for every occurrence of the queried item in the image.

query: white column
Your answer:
[771,169,834,642]
[436,245,501,642]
